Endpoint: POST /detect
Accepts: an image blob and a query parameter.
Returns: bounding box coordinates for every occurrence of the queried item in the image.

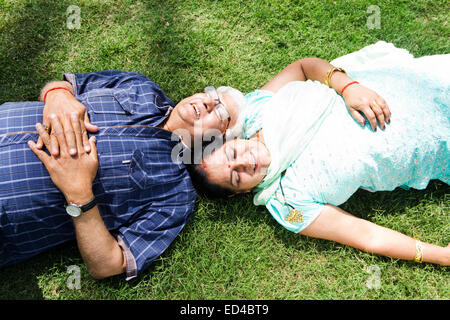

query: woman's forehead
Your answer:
[202,155,230,187]
[203,144,228,165]
[202,138,250,167]
[225,138,251,150]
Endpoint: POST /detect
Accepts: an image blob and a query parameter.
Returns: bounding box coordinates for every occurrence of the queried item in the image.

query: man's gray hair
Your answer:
[216,86,247,140]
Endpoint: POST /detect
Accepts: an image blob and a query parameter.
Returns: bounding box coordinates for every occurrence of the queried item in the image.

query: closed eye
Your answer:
[225,146,235,160]
[234,170,240,187]
[225,145,239,187]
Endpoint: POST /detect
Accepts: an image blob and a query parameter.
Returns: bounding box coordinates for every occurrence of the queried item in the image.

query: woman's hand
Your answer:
[443,244,450,266]
[257,58,392,132]
[342,83,391,131]
[37,87,98,157]
[29,113,98,204]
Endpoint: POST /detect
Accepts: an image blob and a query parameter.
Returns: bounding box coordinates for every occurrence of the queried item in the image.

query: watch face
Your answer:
[66,205,82,217]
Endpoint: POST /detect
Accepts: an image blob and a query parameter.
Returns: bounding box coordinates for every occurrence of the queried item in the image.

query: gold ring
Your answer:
[42,124,50,133]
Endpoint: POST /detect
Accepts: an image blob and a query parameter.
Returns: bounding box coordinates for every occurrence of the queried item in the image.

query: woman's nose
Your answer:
[232,154,253,171]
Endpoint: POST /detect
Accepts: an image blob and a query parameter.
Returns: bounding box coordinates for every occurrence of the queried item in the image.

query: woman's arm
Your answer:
[261,58,391,131]
[299,204,449,266]
[261,58,336,92]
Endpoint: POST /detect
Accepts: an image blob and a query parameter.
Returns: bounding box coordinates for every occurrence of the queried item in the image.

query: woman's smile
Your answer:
[250,151,258,171]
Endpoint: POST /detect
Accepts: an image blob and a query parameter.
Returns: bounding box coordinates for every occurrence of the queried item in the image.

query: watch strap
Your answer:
[79,197,97,212]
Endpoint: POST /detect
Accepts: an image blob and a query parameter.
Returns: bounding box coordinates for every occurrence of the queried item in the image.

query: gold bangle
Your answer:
[414,240,424,263]
[324,66,346,88]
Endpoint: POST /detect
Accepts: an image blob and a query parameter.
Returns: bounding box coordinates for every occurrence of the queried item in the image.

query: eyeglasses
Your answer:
[204,86,231,129]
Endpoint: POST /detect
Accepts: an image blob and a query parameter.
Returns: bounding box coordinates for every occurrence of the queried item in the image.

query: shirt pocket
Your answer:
[97,152,134,193]
[129,150,147,190]
[82,88,134,115]
[97,149,151,193]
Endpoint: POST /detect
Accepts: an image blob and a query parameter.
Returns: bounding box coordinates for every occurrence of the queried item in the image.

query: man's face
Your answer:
[170,91,239,146]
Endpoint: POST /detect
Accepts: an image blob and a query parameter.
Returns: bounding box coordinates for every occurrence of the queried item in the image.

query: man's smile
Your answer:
[192,103,200,119]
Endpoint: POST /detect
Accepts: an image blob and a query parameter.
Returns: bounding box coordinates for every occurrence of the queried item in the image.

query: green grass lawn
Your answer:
[0,0,449,300]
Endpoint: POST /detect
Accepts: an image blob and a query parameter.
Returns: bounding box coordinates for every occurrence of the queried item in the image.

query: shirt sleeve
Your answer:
[114,203,194,280]
[116,235,138,281]
[63,71,175,123]
[265,192,325,233]
[63,71,152,95]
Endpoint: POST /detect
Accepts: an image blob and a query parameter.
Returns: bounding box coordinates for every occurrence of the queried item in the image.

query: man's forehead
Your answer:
[220,93,238,124]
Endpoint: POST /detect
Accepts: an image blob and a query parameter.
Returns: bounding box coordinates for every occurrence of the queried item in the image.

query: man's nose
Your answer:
[203,95,216,112]
[192,93,215,113]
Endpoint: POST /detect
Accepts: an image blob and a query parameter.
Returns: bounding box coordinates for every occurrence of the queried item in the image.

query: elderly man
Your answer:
[0,70,245,280]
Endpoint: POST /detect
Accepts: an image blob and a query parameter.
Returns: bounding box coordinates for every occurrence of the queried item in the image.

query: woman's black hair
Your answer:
[186,163,237,199]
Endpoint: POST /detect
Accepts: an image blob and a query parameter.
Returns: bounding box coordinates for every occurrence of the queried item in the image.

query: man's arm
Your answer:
[39,80,74,102]
[37,71,160,156]
[70,194,127,279]
[38,80,98,157]
[299,204,450,265]
[28,113,126,279]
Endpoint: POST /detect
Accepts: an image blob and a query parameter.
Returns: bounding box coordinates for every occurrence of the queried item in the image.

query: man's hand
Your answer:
[29,115,126,279]
[342,83,391,131]
[29,113,98,204]
[38,83,98,157]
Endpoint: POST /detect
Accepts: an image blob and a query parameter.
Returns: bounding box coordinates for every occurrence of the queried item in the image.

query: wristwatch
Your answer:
[65,197,97,217]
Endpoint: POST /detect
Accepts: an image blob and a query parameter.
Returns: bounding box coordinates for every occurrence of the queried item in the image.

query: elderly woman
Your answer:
[189,42,450,266]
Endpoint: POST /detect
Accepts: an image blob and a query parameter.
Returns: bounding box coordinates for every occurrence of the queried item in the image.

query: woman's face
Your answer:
[201,138,271,193]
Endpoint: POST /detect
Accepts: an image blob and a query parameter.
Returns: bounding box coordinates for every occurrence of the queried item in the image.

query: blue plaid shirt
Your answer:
[0,71,197,280]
